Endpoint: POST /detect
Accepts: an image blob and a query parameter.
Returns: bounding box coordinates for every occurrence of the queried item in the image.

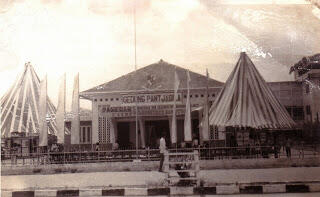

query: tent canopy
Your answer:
[209,52,296,129]
[1,62,58,137]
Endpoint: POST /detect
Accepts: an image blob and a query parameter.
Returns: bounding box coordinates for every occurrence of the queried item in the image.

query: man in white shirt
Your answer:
[159,133,166,172]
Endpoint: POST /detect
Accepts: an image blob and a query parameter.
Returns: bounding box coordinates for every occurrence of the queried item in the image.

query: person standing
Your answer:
[159,133,166,172]
[285,138,291,158]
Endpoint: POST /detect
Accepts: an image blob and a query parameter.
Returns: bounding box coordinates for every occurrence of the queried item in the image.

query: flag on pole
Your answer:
[56,73,66,144]
[184,70,192,142]
[202,69,210,141]
[38,75,47,146]
[171,68,180,144]
[71,73,80,144]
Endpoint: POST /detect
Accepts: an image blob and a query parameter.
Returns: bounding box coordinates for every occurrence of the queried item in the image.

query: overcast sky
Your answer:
[0,0,319,110]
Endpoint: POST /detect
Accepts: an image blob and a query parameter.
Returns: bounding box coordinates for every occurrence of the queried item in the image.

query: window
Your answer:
[210,125,214,140]
[210,126,219,140]
[79,126,92,143]
[201,94,204,97]
[110,98,113,101]
[94,99,97,102]
[100,99,103,102]
[116,98,119,101]
[212,94,215,97]
[195,94,198,98]
[87,127,91,143]
[98,117,111,143]
[82,127,86,143]
[105,98,108,101]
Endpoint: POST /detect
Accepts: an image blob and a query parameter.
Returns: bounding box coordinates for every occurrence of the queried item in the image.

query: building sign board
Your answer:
[121,93,182,105]
[98,103,199,117]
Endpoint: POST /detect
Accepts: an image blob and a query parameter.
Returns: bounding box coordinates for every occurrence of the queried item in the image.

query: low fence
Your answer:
[1,145,319,166]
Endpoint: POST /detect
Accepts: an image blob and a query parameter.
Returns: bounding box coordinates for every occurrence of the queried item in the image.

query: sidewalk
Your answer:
[2,167,320,190]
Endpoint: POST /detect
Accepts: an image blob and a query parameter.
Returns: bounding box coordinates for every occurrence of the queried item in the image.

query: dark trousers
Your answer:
[159,153,164,171]
[286,147,291,158]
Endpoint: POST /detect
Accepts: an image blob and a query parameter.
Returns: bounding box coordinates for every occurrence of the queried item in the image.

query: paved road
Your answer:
[2,167,320,190]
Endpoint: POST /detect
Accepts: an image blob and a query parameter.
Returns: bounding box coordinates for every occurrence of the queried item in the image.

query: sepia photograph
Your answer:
[1,0,320,196]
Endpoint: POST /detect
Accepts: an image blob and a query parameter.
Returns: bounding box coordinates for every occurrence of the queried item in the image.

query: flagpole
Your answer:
[45,75,49,161]
[44,74,50,161]
[134,0,139,159]
[206,69,210,143]
[63,73,66,154]
[78,73,80,152]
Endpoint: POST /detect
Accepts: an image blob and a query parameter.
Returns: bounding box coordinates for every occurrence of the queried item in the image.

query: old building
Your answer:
[80,55,320,148]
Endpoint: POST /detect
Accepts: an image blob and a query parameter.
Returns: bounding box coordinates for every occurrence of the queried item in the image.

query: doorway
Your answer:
[117,122,130,149]
[145,120,170,149]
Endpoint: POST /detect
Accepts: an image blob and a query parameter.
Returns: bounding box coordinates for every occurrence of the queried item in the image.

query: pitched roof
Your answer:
[1,63,58,137]
[82,60,223,94]
[209,52,296,129]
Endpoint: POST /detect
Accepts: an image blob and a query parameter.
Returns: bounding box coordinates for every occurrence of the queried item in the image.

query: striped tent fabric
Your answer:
[1,62,58,137]
[209,52,296,129]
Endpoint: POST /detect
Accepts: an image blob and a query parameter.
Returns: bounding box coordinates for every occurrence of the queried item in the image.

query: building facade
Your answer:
[80,59,320,149]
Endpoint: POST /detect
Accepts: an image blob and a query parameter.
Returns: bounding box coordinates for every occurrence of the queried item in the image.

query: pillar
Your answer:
[110,118,117,144]
[168,116,173,144]
[91,102,99,144]
[198,108,204,145]
[139,118,146,148]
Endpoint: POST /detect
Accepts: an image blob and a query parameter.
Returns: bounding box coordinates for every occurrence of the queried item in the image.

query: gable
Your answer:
[82,60,223,93]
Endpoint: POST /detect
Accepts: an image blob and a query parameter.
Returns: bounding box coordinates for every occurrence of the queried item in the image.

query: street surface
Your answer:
[2,167,320,190]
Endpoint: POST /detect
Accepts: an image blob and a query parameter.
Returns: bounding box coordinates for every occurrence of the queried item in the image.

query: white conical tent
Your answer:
[1,62,58,137]
[209,52,296,129]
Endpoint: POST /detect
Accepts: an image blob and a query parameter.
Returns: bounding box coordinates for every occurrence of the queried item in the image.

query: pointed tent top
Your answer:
[209,52,296,129]
[1,63,58,137]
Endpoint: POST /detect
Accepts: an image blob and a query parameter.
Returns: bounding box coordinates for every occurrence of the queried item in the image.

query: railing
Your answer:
[1,148,161,166]
[1,145,319,166]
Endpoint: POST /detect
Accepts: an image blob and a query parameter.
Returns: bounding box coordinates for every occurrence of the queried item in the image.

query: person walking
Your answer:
[159,133,166,172]
[285,138,291,158]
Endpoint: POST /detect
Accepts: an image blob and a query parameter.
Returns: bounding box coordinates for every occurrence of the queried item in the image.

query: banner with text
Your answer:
[98,104,199,118]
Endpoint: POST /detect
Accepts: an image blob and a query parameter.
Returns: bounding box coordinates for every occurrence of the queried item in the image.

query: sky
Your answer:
[0,0,319,110]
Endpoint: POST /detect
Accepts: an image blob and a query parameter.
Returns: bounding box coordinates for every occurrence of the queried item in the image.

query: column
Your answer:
[168,116,172,145]
[91,102,99,144]
[139,118,146,148]
[198,108,203,145]
[110,118,117,144]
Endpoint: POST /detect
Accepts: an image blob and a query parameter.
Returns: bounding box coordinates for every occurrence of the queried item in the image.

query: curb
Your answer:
[2,182,320,196]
